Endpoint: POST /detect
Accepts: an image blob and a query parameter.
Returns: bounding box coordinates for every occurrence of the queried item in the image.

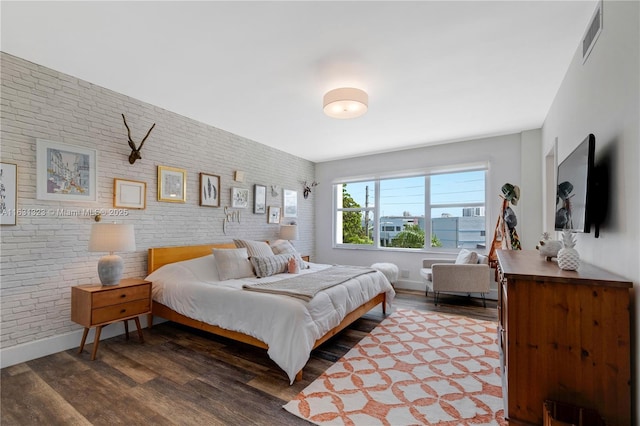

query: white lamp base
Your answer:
[97,254,124,285]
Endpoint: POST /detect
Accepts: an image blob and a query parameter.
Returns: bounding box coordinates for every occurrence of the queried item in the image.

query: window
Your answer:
[335,169,486,250]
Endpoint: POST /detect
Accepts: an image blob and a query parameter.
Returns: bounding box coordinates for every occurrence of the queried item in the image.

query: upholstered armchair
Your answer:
[419,249,491,307]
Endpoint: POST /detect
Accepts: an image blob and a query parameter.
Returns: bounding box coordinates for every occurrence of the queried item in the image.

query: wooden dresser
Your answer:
[496,250,631,425]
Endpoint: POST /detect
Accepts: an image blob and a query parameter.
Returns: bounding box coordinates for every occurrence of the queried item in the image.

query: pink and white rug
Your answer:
[284,309,506,425]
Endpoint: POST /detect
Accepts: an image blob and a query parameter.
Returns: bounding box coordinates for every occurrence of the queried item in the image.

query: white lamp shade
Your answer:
[280,224,298,241]
[323,87,368,119]
[88,223,136,253]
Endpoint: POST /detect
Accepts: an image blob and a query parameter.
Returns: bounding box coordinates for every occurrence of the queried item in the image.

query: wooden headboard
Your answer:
[147,243,236,274]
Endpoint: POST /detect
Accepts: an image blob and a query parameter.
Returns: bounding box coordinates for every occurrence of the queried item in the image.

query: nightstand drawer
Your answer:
[92,284,150,308]
[92,299,151,324]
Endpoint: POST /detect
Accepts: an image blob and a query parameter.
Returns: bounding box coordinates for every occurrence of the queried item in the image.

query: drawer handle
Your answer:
[120,309,126,314]
[120,294,127,298]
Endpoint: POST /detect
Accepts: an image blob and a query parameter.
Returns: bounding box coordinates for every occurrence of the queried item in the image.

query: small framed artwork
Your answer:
[268,206,281,224]
[1,162,17,225]
[113,178,146,209]
[283,189,298,217]
[158,166,186,203]
[200,172,220,207]
[231,187,249,208]
[36,139,97,202]
[254,184,266,214]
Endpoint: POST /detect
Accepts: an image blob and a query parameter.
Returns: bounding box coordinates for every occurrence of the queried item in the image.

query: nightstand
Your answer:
[71,278,152,360]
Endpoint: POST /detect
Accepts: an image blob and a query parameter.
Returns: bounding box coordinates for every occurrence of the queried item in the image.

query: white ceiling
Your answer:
[1,1,598,162]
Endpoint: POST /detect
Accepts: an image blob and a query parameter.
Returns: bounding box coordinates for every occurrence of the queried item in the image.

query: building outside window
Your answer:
[335,169,486,250]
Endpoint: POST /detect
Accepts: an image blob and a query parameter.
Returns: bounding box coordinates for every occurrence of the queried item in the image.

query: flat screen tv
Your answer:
[555,134,595,234]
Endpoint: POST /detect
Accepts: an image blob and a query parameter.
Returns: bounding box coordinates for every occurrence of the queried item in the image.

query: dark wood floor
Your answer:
[1,291,497,425]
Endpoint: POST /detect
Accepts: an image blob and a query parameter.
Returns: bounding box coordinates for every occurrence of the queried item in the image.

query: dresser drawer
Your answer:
[92,283,150,308]
[92,299,151,324]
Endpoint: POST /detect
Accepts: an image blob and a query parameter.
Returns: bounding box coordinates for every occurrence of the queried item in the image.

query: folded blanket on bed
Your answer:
[242,265,376,301]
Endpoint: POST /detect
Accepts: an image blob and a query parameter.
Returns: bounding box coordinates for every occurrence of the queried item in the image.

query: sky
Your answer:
[341,170,485,218]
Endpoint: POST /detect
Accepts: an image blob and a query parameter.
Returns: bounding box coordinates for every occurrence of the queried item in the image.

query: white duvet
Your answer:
[146,255,395,384]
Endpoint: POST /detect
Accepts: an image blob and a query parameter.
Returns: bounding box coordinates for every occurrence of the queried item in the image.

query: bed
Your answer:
[146,241,395,384]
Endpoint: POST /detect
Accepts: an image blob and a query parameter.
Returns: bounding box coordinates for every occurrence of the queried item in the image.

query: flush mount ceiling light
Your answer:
[323,87,368,119]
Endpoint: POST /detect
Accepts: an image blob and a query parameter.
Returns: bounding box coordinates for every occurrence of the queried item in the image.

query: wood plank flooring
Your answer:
[1,291,497,425]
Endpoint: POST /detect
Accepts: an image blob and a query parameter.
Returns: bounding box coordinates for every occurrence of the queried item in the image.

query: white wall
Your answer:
[314,131,543,291]
[541,0,639,420]
[0,53,316,367]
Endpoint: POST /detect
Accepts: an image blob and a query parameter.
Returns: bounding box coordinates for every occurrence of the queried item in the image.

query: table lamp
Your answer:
[88,223,136,285]
[279,224,298,242]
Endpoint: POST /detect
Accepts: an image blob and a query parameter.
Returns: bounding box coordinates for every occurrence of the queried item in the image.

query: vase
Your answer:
[557,230,580,270]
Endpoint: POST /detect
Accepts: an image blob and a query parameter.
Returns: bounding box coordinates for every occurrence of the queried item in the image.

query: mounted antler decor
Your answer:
[303,181,319,199]
[122,114,155,165]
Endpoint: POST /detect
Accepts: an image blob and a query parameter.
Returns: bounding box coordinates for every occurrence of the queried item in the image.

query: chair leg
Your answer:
[481,293,486,308]
[434,292,439,305]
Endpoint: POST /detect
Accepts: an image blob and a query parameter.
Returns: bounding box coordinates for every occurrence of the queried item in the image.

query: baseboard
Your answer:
[0,316,159,369]
[394,279,499,301]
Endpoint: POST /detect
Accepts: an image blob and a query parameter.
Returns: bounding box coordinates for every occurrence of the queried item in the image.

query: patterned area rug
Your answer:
[284,309,506,425]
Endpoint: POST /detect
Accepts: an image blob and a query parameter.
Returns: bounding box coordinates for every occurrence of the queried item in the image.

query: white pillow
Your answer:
[179,254,220,281]
[212,248,255,280]
[270,239,297,255]
[233,239,274,258]
[455,249,478,265]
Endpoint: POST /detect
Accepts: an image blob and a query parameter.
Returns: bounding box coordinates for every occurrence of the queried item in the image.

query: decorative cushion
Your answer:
[476,254,489,265]
[455,249,478,265]
[233,239,274,258]
[250,253,304,278]
[371,262,399,284]
[212,248,255,280]
[270,239,297,255]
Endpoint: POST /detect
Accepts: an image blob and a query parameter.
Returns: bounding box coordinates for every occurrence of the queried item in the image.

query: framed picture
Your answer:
[1,162,17,225]
[231,187,249,208]
[254,184,266,214]
[283,189,298,217]
[200,172,220,207]
[268,206,281,224]
[36,139,97,202]
[158,166,186,203]
[113,178,146,209]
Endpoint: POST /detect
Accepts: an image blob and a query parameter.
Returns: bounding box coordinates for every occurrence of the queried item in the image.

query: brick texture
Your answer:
[0,53,315,350]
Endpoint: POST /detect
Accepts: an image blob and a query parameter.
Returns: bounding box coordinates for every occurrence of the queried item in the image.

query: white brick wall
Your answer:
[0,53,316,354]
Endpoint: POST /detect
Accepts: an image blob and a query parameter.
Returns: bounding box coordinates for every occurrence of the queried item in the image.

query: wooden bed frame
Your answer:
[147,243,387,381]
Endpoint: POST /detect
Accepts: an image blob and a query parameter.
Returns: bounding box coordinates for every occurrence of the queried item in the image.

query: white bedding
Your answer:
[146,254,395,384]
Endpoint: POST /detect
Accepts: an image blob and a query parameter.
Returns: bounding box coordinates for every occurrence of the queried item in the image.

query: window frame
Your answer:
[333,165,488,252]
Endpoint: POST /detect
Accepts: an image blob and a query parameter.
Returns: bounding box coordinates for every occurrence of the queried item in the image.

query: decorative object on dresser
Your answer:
[121,114,155,165]
[113,178,146,209]
[199,172,220,207]
[71,278,152,360]
[496,250,631,425]
[557,229,580,270]
[88,223,136,285]
[0,162,17,225]
[535,231,562,260]
[157,165,186,202]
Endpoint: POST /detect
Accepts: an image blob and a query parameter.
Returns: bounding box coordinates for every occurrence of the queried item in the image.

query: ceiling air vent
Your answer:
[582,1,603,63]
